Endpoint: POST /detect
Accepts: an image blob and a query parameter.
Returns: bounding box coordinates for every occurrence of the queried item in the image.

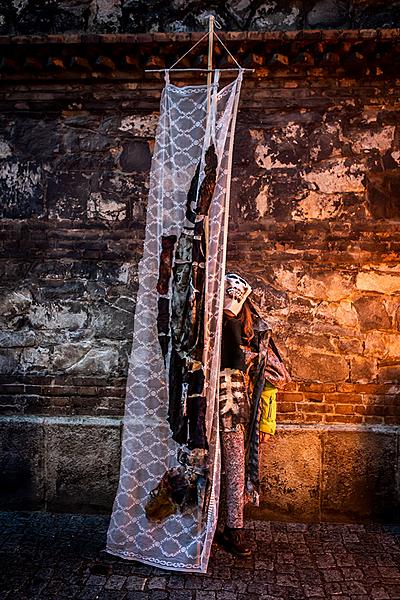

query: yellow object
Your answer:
[259,381,278,436]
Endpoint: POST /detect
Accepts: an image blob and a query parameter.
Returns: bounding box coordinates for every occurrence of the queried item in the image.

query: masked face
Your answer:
[224,273,252,317]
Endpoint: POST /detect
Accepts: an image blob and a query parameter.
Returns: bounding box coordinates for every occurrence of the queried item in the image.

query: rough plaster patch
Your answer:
[119,114,159,137]
[0,162,41,198]
[253,122,304,170]
[274,266,302,293]
[361,106,380,124]
[29,304,87,330]
[255,144,297,169]
[117,263,130,284]
[13,0,29,14]
[292,192,342,221]
[87,192,126,221]
[391,151,400,165]
[301,158,365,193]
[255,184,270,218]
[92,0,121,28]
[252,3,301,28]
[0,140,12,158]
[351,126,395,154]
[285,123,303,139]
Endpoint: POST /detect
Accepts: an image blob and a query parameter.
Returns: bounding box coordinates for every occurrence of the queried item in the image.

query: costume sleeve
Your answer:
[225,316,243,346]
[259,381,278,435]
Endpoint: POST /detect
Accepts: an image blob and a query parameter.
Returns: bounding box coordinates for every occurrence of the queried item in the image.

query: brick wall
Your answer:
[0,32,399,517]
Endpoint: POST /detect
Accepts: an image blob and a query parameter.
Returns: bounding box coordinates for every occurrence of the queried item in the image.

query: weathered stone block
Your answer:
[297,273,354,302]
[321,430,399,521]
[0,349,21,375]
[28,301,88,330]
[306,0,350,28]
[291,353,349,383]
[378,361,400,384]
[21,347,52,373]
[119,141,151,172]
[354,295,391,332]
[52,343,119,375]
[350,356,378,384]
[0,330,36,348]
[91,303,134,340]
[256,427,321,521]
[45,418,121,511]
[365,331,400,359]
[356,271,400,295]
[11,118,60,161]
[0,417,44,509]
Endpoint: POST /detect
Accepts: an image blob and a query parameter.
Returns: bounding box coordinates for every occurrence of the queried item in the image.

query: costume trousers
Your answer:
[220,429,245,529]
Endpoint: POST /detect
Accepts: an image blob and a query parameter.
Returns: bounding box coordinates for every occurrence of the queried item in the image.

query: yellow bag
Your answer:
[259,382,277,436]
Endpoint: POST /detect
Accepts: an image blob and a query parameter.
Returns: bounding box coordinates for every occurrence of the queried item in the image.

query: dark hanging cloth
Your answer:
[155,144,217,449]
[220,315,246,372]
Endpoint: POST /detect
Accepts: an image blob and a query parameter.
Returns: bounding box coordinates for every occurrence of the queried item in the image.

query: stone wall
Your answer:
[0,32,399,519]
[0,0,400,34]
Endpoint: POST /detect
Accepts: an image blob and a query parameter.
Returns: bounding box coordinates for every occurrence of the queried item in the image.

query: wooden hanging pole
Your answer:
[206,15,214,116]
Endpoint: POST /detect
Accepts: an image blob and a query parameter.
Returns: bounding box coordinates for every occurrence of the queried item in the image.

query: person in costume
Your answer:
[217,273,280,557]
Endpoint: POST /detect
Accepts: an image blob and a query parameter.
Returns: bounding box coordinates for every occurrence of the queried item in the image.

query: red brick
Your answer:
[385,416,400,425]
[299,384,336,393]
[277,403,296,413]
[325,415,363,424]
[363,416,385,425]
[335,404,355,415]
[297,403,334,413]
[277,413,301,422]
[277,393,303,402]
[304,393,324,403]
[303,414,324,423]
[325,393,363,404]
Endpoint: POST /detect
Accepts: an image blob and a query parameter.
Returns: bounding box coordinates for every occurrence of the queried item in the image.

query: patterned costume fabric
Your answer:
[106,71,243,573]
[218,369,250,433]
[220,430,246,529]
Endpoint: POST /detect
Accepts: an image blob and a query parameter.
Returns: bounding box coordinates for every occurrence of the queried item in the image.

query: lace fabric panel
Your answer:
[106,73,243,573]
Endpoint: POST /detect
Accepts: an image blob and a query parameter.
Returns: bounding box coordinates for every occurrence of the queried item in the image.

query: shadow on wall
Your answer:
[0,416,122,514]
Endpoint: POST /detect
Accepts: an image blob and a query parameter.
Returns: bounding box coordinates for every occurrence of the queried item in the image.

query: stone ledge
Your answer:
[1,415,399,521]
[1,29,400,44]
[1,414,399,433]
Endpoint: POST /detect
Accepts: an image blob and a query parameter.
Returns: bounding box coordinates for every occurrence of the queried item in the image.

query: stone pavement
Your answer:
[1,512,400,600]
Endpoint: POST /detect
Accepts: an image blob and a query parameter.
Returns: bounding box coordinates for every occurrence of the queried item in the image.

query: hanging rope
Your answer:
[145,16,253,74]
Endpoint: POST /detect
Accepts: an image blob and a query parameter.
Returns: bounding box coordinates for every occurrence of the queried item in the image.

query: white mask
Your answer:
[224,273,252,316]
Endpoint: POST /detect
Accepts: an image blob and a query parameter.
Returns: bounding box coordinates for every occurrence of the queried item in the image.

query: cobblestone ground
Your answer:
[1,512,400,600]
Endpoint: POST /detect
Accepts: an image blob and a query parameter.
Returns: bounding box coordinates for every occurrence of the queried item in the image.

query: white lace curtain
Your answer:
[106,70,243,573]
